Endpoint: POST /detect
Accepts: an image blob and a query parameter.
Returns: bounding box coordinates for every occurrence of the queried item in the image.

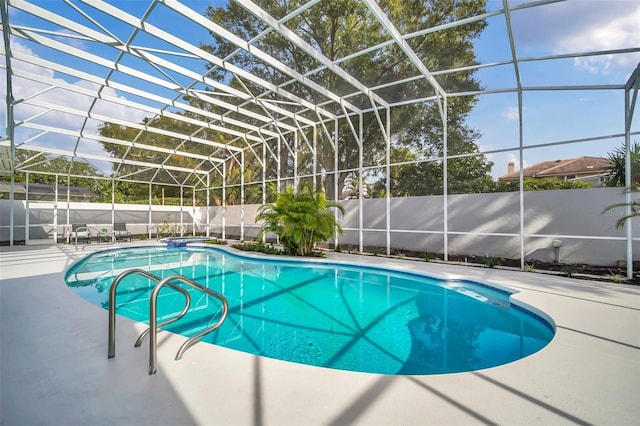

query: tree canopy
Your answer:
[98,116,221,204]
[91,0,495,202]
[202,0,491,198]
[0,151,114,201]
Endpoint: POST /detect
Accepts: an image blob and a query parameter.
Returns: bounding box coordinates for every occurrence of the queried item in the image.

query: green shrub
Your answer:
[232,241,283,255]
[256,182,344,256]
[205,239,227,245]
[484,256,497,268]
[562,265,577,278]
[608,274,624,283]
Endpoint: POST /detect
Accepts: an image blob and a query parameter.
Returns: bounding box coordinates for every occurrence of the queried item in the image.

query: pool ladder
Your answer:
[107,268,228,375]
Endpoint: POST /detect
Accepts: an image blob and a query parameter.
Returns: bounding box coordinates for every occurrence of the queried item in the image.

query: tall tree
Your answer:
[201,0,490,198]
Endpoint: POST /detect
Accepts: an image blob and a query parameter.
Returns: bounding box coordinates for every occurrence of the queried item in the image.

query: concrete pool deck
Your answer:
[1,243,638,425]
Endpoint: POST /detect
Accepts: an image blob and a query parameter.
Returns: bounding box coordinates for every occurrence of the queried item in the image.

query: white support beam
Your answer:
[7,5,322,129]
[315,111,336,151]
[623,63,639,279]
[339,103,362,149]
[5,33,299,136]
[16,144,210,175]
[84,0,336,122]
[19,98,248,150]
[241,137,264,168]
[326,0,565,83]
[502,0,526,270]
[234,0,389,111]
[18,122,225,164]
[163,0,345,118]
[8,1,115,44]
[1,0,15,170]
[3,48,290,136]
[362,0,447,100]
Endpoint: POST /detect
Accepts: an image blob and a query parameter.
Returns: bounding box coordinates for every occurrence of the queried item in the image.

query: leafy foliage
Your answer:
[232,241,283,255]
[493,177,592,192]
[256,182,345,256]
[600,143,640,230]
[602,188,640,229]
[605,141,640,189]
[561,265,577,278]
[204,239,227,245]
[370,146,494,196]
[98,117,213,204]
[1,151,116,201]
[202,0,491,198]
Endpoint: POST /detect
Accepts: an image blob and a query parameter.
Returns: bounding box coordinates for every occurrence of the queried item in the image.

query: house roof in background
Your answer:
[500,156,611,181]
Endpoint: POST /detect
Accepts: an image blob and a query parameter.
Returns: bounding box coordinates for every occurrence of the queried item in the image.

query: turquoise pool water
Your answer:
[65,245,554,375]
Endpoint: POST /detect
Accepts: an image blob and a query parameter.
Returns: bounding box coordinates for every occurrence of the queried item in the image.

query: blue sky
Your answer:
[475,0,640,177]
[1,0,639,179]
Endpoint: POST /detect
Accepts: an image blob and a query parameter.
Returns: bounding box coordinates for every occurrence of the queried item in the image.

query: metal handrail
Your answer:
[72,226,116,249]
[73,226,91,250]
[133,294,192,349]
[107,268,228,375]
[149,275,228,375]
[108,269,191,360]
[96,229,117,246]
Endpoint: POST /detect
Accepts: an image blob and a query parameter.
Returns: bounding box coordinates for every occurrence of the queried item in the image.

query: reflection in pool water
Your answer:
[65,246,555,375]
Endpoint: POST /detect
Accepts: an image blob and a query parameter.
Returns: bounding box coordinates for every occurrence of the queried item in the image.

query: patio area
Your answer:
[1,243,638,425]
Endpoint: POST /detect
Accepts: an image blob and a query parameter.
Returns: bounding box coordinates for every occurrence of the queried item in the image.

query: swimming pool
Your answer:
[65,245,554,375]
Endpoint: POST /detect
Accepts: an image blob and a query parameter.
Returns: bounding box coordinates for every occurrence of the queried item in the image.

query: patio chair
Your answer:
[113,222,132,242]
[71,224,91,244]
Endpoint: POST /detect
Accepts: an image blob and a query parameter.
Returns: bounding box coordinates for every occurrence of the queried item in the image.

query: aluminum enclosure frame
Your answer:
[1,0,638,276]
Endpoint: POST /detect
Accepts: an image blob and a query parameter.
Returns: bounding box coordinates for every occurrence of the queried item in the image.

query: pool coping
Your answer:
[1,243,639,425]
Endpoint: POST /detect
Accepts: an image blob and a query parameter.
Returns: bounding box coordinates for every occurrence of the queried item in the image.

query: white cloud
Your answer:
[52,29,88,51]
[502,106,520,121]
[506,153,519,171]
[564,10,640,74]
[3,40,149,148]
[490,152,530,179]
[513,0,640,73]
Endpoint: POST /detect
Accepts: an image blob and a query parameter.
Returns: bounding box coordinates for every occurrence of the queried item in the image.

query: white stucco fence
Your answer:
[1,187,637,266]
[212,188,638,266]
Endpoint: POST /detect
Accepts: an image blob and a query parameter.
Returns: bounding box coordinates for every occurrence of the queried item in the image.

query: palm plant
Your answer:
[256,182,345,256]
[603,143,640,229]
[602,189,640,229]
[605,142,640,188]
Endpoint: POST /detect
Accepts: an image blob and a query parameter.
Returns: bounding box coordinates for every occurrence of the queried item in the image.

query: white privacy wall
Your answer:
[1,188,637,266]
[0,201,199,242]
[208,188,638,266]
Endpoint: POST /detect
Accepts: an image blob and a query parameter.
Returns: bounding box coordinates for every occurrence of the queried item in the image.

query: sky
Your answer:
[473,0,640,177]
[1,0,639,179]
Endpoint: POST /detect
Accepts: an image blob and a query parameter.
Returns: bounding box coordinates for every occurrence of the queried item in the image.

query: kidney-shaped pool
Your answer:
[65,245,554,375]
